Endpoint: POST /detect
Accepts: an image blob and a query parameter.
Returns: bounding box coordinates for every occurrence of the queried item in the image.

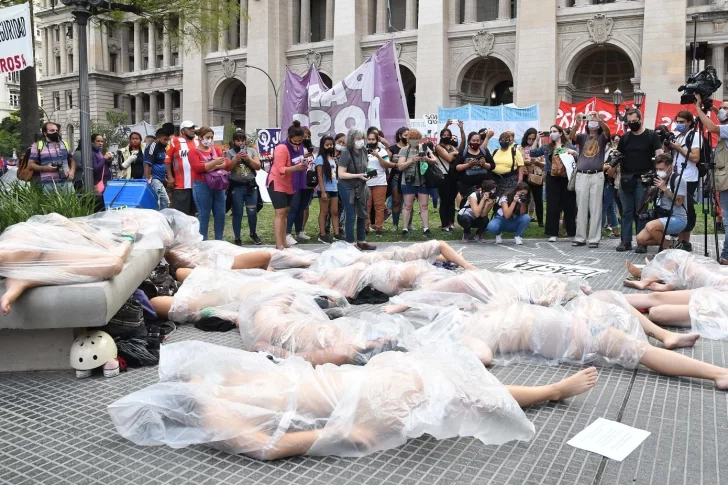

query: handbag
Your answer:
[528,172,543,186]
[425,151,447,188]
[204,169,229,191]
[94,166,106,194]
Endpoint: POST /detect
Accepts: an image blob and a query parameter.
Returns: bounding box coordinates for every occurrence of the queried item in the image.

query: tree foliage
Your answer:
[90,110,130,149]
[0,110,21,158]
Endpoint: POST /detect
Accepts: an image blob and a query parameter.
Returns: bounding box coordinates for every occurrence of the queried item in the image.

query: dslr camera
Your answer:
[641,169,658,186]
[638,208,657,222]
[679,65,723,105]
[517,193,529,203]
[607,150,623,168]
[657,129,676,146]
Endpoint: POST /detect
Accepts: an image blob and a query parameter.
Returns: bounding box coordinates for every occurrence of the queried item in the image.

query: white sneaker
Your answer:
[515,236,523,245]
[495,235,502,244]
[548,236,557,242]
[298,231,311,241]
[286,234,298,246]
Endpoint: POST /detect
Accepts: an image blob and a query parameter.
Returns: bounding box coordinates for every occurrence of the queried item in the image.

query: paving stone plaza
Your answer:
[1,237,726,485]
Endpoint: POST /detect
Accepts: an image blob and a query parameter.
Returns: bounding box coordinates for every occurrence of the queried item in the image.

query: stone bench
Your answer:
[0,248,164,372]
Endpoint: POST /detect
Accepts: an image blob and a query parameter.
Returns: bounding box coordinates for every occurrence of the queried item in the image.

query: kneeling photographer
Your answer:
[457,180,497,242]
[486,182,532,245]
[635,154,688,251]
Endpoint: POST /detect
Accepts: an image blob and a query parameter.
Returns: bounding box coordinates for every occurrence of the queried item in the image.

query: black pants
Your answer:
[545,174,576,237]
[528,182,544,226]
[438,176,458,228]
[685,180,699,233]
[457,213,488,236]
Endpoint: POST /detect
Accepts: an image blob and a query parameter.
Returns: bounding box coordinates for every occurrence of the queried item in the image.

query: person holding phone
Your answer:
[226,131,262,246]
[388,127,410,232]
[338,127,376,251]
[486,182,532,245]
[188,127,230,241]
[285,127,316,246]
[315,135,340,243]
[397,129,437,240]
[454,131,495,199]
[365,128,395,235]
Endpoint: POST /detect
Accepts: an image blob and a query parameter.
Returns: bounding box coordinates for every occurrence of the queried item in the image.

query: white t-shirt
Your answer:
[458,191,480,217]
[673,129,701,182]
[366,145,389,187]
[495,194,524,218]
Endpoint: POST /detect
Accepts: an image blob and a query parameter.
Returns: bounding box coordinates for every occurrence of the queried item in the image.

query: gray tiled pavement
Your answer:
[1,237,727,485]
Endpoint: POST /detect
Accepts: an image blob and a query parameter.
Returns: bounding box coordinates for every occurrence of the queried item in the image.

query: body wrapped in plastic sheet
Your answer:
[309,240,443,274]
[239,290,412,365]
[108,341,535,459]
[76,208,174,250]
[297,260,451,299]
[640,250,728,289]
[689,286,728,339]
[168,267,349,324]
[409,291,648,368]
[0,213,132,285]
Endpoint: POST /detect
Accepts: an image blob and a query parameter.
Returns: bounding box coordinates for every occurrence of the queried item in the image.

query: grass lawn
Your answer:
[208,199,718,245]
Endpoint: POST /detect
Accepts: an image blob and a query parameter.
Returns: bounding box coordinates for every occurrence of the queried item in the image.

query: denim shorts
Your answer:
[400,183,429,195]
[658,216,687,235]
[318,191,338,198]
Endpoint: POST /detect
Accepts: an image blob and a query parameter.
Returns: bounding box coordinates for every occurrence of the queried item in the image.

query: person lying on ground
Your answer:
[623,249,728,291]
[109,340,598,460]
[0,213,135,315]
[624,287,728,340]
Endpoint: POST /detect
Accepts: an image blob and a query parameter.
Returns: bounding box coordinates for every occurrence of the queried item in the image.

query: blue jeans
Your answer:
[338,181,366,243]
[602,181,619,229]
[231,184,259,239]
[41,180,74,194]
[619,177,647,243]
[286,188,313,234]
[487,214,531,237]
[151,179,169,210]
[720,191,728,260]
[192,180,226,240]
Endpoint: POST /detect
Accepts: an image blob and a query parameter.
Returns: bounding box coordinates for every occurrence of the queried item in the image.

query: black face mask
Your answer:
[440,136,451,145]
[46,132,59,142]
[326,147,335,156]
[628,121,641,132]
[400,137,407,144]
[367,142,377,150]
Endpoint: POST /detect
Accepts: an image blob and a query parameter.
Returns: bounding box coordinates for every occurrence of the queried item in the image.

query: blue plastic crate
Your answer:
[103,180,158,210]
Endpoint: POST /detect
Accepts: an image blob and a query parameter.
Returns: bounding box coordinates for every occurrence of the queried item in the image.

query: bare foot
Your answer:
[0,293,12,316]
[715,371,728,391]
[580,285,593,296]
[626,260,642,279]
[662,332,700,350]
[623,279,649,290]
[382,304,408,315]
[550,367,599,400]
[647,282,676,292]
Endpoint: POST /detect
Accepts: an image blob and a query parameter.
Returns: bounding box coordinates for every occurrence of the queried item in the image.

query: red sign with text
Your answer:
[556,97,643,136]
[655,101,718,147]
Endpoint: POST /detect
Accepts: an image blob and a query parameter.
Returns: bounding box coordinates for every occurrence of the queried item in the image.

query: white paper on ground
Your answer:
[567,418,650,462]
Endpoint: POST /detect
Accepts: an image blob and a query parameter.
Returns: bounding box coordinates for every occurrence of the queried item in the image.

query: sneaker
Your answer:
[375,230,384,237]
[616,241,632,252]
[286,234,298,246]
[392,224,399,233]
[675,241,693,252]
[333,233,345,241]
[548,236,557,242]
[408,224,415,232]
[634,244,647,254]
[572,241,586,247]
[402,229,409,240]
[515,236,523,245]
[495,235,502,244]
[297,232,311,241]
[234,239,242,246]
[103,358,120,378]
[475,234,485,243]
[424,229,433,239]
[441,226,452,233]
[462,234,472,243]
[356,241,377,251]
[75,369,92,379]
[318,234,333,244]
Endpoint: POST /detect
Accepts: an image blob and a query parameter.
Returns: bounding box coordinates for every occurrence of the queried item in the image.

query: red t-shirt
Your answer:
[165,136,199,189]
[188,146,228,183]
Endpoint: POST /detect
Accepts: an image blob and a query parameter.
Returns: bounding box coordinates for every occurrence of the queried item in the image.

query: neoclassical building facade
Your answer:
[36,0,728,147]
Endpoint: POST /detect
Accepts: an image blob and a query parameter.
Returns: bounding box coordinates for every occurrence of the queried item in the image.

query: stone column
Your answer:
[218,1,229,50]
[325,0,334,39]
[639,0,687,122]
[376,0,387,33]
[164,90,174,122]
[120,24,129,73]
[42,28,49,77]
[163,22,171,67]
[514,0,558,128]
[574,0,590,6]
[49,27,56,76]
[557,0,568,8]
[124,95,133,124]
[498,0,511,19]
[101,23,110,71]
[464,0,476,23]
[405,0,417,30]
[135,94,144,123]
[448,0,460,24]
[229,8,239,49]
[300,0,311,43]
[148,23,157,69]
[134,21,142,71]
[415,0,448,116]
[240,0,248,47]
[72,24,79,73]
[149,92,159,125]
[333,0,366,82]
[713,44,726,101]
[59,23,68,74]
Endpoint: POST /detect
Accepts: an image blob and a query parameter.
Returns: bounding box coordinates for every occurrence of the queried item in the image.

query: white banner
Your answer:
[0,3,34,73]
[496,260,609,278]
[212,126,225,141]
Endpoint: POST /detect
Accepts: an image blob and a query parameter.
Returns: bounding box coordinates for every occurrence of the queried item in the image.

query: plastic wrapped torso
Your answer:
[689,286,728,339]
[641,250,728,289]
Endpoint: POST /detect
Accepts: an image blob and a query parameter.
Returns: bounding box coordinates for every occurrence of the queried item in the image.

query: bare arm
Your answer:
[500,199,519,219]
[695,94,720,135]
[436,144,458,163]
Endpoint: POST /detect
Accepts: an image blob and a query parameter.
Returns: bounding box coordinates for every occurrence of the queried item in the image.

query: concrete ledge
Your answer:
[0,328,75,372]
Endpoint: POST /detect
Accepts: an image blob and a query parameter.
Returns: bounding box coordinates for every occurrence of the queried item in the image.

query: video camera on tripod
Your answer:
[679,65,722,107]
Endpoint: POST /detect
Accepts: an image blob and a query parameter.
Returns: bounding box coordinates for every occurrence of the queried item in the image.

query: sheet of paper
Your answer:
[567,418,650,462]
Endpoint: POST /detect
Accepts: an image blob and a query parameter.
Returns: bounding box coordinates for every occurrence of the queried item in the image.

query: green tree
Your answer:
[0,110,22,157]
[90,110,130,149]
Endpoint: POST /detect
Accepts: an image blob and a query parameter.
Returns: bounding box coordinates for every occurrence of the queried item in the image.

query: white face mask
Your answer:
[201,139,213,147]
[409,140,419,148]
[335,143,345,151]
[354,140,366,149]
[656,170,668,179]
[588,121,599,130]
[719,108,728,122]
[550,132,560,141]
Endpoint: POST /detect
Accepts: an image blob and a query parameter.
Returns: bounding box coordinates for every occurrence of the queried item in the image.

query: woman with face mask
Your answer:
[434,121,466,233]
[337,128,376,251]
[519,128,545,227]
[118,132,144,179]
[365,128,396,236]
[226,132,262,246]
[323,133,348,239]
[188,127,230,241]
[454,132,495,207]
[285,127,316,246]
[668,110,701,252]
[569,111,611,248]
[315,135,341,243]
[492,132,526,193]
[397,129,438,240]
[530,125,578,242]
[387,127,409,232]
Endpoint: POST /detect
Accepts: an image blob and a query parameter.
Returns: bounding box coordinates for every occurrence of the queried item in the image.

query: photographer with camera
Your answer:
[26,122,76,193]
[486,182,532,245]
[570,111,611,248]
[611,109,663,253]
[635,154,687,251]
[457,180,497,243]
[694,93,728,264]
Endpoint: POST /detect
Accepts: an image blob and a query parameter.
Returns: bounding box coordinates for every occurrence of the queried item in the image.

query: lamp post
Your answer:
[633,89,645,112]
[612,88,623,122]
[244,65,280,126]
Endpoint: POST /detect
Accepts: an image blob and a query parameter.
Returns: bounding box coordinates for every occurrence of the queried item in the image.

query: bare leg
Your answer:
[150,296,174,320]
[382,304,409,315]
[0,278,42,315]
[232,251,272,270]
[437,241,476,270]
[648,305,692,327]
[639,345,728,390]
[624,290,693,309]
[175,268,193,282]
[633,304,698,348]
[647,282,677,292]
[505,368,598,407]
[623,278,660,290]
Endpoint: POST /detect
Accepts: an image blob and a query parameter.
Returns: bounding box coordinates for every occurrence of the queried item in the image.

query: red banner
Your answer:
[556,97,644,136]
[655,101,718,147]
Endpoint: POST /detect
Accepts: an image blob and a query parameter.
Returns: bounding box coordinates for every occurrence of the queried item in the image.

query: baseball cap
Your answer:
[180,120,196,130]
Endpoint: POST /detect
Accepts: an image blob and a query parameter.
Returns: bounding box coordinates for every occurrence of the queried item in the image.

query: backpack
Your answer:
[17,148,33,181]
[685,130,712,178]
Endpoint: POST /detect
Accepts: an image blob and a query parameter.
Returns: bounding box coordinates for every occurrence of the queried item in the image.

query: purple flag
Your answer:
[281,41,408,143]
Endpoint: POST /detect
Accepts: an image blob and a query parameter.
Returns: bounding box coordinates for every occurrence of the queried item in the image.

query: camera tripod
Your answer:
[658,152,689,252]
[699,115,722,260]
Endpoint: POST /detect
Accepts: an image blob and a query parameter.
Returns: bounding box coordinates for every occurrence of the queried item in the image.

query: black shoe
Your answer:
[318,234,333,244]
[634,245,647,254]
[424,229,432,239]
[572,241,586,247]
[250,234,262,246]
[616,241,632,252]
[234,239,242,246]
[402,229,409,240]
[375,230,384,237]
[334,233,345,241]
[675,241,693,252]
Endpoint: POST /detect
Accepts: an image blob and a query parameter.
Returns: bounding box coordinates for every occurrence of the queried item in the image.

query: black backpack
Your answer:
[686,130,712,178]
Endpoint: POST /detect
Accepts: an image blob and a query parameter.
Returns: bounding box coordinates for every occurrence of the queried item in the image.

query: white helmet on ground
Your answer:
[70,330,118,372]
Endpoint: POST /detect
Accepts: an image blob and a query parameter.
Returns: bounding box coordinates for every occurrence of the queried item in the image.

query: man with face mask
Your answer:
[695,93,728,264]
[27,122,76,193]
[165,120,200,215]
[635,154,687,250]
[614,109,663,253]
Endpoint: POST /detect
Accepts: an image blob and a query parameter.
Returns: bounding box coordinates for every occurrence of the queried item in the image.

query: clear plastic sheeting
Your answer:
[689,286,728,339]
[108,341,535,459]
[166,240,317,271]
[0,213,131,285]
[161,208,203,247]
[168,267,349,324]
[266,247,318,270]
[309,240,443,274]
[77,208,174,250]
[640,249,728,289]
[308,242,363,273]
